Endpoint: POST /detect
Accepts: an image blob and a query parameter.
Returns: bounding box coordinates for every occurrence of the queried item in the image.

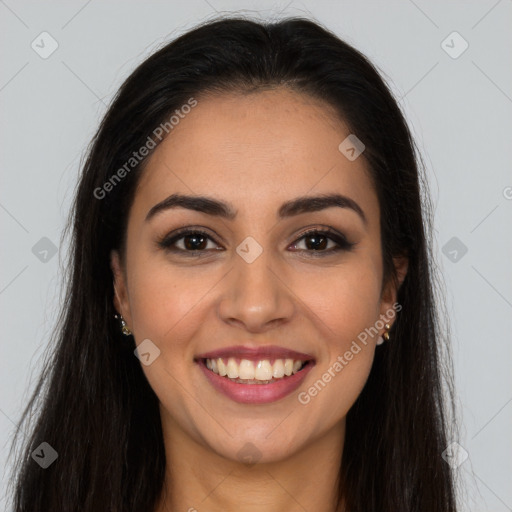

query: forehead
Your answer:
[134,88,378,224]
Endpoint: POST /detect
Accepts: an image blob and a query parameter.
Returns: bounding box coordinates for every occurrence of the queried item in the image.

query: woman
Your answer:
[9,16,459,511]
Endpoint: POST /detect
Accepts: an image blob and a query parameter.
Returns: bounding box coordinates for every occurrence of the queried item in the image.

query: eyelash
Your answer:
[157,227,356,257]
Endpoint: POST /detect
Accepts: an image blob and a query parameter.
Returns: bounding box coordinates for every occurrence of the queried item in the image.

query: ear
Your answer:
[379,255,408,322]
[110,250,132,327]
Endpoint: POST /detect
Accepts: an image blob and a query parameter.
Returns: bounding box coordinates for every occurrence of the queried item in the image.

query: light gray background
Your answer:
[1,1,511,511]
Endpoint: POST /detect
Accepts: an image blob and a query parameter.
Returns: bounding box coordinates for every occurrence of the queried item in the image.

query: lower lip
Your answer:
[196,359,315,404]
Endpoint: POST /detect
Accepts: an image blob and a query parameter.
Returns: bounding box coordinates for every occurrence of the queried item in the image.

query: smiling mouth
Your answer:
[199,357,314,384]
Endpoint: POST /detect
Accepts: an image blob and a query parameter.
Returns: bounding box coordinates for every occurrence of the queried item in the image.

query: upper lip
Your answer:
[195,345,315,362]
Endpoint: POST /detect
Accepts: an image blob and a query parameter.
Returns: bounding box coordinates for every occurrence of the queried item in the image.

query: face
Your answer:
[111,88,407,463]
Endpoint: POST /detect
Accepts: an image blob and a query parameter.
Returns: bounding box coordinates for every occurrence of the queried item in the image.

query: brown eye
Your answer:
[289,229,355,255]
[182,233,208,250]
[158,229,222,254]
[303,232,330,250]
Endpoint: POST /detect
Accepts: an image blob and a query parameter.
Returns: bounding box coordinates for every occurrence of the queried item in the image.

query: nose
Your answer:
[217,246,296,333]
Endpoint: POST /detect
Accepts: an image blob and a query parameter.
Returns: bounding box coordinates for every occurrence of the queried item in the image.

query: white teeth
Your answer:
[218,358,227,376]
[272,359,285,378]
[204,357,307,381]
[226,357,238,379]
[239,359,255,379]
[255,360,273,380]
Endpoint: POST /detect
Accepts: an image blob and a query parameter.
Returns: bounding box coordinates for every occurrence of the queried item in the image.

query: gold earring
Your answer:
[383,323,391,341]
[114,314,132,336]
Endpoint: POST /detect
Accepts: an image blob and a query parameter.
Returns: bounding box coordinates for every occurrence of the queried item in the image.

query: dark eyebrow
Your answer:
[145,193,367,225]
[145,194,237,221]
[278,193,367,225]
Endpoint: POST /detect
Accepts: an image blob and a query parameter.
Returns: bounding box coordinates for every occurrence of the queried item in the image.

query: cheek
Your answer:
[127,260,214,354]
[126,263,213,414]
[294,257,382,344]
[130,258,215,332]
[292,260,381,409]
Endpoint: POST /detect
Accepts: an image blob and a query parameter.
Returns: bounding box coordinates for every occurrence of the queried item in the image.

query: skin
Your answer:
[111,87,408,512]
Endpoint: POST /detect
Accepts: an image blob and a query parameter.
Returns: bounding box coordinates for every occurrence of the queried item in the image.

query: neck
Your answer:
[154,412,346,512]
